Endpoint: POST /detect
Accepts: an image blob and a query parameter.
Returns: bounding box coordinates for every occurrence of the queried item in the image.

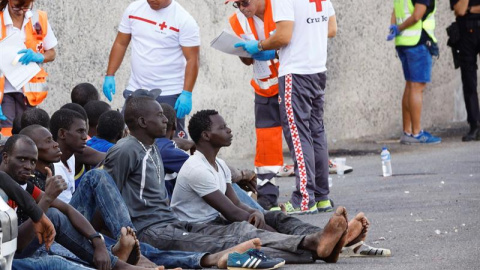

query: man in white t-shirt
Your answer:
[102,0,200,139]
[235,0,337,214]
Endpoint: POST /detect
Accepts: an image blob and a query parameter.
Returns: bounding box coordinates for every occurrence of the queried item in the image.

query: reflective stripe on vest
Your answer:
[0,10,49,106]
[394,0,437,46]
[228,0,279,97]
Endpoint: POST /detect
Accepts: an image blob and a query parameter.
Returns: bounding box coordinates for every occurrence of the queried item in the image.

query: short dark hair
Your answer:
[21,108,50,130]
[60,103,88,121]
[50,109,85,141]
[97,111,125,142]
[2,135,36,156]
[19,124,46,141]
[160,103,176,131]
[84,100,111,128]
[124,96,156,131]
[71,83,100,107]
[188,110,219,143]
[11,114,23,135]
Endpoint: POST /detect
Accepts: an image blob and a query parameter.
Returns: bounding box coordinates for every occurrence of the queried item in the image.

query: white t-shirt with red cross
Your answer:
[272,0,335,77]
[118,0,200,95]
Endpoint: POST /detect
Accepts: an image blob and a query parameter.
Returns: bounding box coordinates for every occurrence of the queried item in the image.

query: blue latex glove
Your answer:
[252,50,276,61]
[174,90,192,119]
[102,76,116,102]
[17,49,44,65]
[386,25,400,41]
[234,40,260,55]
[0,105,7,121]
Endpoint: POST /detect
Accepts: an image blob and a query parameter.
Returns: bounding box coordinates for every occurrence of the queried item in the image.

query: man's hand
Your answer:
[17,49,44,65]
[92,238,111,270]
[236,169,257,194]
[102,76,116,102]
[248,211,266,229]
[234,40,260,55]
[252,50,276,61]
[174,90,192,119]
[44,167,67,203]
[33,213,56,250]
[387,25,400,41]
[0,105,7,121]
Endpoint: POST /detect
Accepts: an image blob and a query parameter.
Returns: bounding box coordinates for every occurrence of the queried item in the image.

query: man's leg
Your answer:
[0,93,17,135]
[408,81,426,135]
[138,221,313,263]
[264,211,322,236]
[156,94,187,139]
[15,208,119,268]
[402,82,412,134]
[13,255,95,270]
[70,169,134,239]
[232,183,265,213]
[279,74,317,212]
[309,72,331,210]
[254,93,283,210]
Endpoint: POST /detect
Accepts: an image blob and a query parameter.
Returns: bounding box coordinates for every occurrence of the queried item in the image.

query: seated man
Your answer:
[1,135,162,270]
[171,110,391,257]
[104,94,351,264]
[87,110,125,153]
[50,109,106,201]
[20,124,264,269]
[84,100,112,138]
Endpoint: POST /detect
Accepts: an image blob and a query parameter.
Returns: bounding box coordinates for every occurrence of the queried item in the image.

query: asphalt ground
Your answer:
[226,132,480,270]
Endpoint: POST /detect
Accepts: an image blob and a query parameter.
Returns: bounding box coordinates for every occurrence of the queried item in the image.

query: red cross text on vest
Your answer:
[159,21,167,30]
[309,0,326,12]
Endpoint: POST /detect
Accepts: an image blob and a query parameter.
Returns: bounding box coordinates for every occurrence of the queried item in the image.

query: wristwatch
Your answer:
[257,40,264,52]
[88,232,104,244]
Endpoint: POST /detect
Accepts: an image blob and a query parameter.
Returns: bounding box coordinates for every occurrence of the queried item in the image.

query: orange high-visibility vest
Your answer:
[0,10,49,106]
[228,0,279,98]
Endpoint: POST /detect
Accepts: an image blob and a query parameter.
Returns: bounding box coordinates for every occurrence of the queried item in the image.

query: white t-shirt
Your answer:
[171,151,232,223]
[119,0,200,95]
[272,0,335,77]
[53,155,75,203]
[2,8,57,93]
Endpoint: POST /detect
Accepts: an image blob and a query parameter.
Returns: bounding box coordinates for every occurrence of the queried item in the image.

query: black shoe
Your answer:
[462,126,479,142]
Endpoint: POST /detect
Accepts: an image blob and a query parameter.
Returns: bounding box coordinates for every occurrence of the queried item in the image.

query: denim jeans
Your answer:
[232,183,265,213]
[13,255,94,270]
[71,169,206,268]
[15,208,118,268]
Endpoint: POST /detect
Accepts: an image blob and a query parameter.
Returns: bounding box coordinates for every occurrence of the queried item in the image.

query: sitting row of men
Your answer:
[0,84,388,270]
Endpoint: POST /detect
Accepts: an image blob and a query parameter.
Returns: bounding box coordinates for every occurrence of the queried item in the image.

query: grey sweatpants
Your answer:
[278,73,330,210]
[138,215,315,264]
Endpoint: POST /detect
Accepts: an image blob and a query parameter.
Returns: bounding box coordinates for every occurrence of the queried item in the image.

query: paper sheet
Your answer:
[0,32,41,90]
[210,30,251,58]
[211,30,272,79]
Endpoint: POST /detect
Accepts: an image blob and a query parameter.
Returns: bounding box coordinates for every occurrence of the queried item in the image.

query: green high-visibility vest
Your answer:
[394,0,437,46]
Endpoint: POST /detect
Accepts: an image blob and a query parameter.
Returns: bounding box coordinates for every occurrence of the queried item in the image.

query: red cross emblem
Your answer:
[309,0,326,12]
[36,42,44,52]
[159,21,167,30]
[178,131,186,138]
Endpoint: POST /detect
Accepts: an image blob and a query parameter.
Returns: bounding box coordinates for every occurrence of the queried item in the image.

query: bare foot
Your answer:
[137,255,159,268]
[323,228,348,263]
[112,227,141,265]
[345,212,369,252]
[214,238,262,268]
[303,206,348,260]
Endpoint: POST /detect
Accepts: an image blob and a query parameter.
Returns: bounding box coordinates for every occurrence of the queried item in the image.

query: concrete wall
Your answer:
[36,0,469,159]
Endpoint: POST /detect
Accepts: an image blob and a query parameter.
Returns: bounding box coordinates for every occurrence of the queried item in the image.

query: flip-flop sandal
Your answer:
[340,241,391,257]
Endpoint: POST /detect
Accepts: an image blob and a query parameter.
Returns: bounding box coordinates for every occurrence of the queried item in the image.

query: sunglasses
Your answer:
[233,0,250,9]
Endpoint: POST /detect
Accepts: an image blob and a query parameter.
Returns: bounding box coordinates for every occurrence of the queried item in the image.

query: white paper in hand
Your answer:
[0,32,41,90]
[210,30,251,58]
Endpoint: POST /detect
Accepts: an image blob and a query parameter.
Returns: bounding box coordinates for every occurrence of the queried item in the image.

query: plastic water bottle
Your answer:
[381,147,392,177]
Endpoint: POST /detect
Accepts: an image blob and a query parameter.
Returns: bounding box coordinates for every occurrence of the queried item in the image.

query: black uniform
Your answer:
[450,0,480,140]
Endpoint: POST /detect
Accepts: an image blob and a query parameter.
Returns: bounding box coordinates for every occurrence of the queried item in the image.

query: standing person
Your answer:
[387,0,441,144]
[450,0,480,141]
[235,0,337,214]
[225,0,283,211]
[0,0,57,137]
[102,0,200,139]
